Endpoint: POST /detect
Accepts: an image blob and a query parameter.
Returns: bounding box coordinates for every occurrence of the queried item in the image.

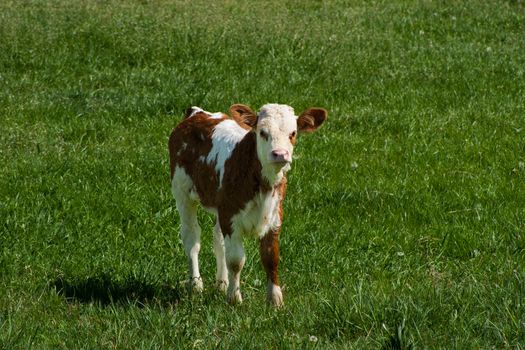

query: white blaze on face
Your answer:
[256,104,298,183]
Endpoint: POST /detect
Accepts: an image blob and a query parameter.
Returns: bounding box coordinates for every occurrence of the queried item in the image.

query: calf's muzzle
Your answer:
[270,149,291,163]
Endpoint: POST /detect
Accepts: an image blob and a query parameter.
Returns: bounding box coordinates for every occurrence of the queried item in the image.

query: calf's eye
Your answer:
[259,130,269,140]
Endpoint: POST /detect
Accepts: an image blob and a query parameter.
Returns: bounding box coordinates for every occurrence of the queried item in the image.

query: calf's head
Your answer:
[230,103,327,177]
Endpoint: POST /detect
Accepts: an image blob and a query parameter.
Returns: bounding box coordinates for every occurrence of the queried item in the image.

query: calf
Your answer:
[168,103,327,306]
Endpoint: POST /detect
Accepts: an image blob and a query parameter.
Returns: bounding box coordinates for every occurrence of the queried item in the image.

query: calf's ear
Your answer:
[297,108,327,133]
[230,104,258,129]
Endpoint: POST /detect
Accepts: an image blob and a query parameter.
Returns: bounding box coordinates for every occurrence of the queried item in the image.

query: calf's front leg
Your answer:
[224,230,246,304]
[259,230,283,307]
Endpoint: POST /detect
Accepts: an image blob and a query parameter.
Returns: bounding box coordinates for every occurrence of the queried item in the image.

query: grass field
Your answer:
[1,0,524,348]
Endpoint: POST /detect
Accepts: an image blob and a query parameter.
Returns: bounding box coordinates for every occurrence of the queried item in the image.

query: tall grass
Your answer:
[1,0,524,348]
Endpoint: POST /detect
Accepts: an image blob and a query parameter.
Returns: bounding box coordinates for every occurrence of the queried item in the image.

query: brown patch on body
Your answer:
[259,231,280,285]
[218,132,272,235]
[275,178,287,221]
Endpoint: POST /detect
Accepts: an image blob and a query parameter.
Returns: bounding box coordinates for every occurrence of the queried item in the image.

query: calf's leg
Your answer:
[172,169,203,292]
[177,199,203,292]
[213,219,228,292]
[224,230,245,304]
[259,230,283,307]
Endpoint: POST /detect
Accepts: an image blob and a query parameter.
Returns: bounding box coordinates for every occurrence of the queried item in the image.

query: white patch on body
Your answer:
[171,166,200,203]
[209,112,225,119]
[231,189,282,238]
[206,119,248,186]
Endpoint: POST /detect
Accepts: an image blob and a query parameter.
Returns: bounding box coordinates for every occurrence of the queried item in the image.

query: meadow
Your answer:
[1,0,524,348]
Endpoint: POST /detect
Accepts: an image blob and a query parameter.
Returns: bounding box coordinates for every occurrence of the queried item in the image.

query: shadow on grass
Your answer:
[53,274,182,307]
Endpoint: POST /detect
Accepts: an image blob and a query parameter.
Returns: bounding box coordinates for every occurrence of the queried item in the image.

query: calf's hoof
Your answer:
[267,284,283,308]
[187,276,203,293]
[216,279,228,293]
[227,287,243,305]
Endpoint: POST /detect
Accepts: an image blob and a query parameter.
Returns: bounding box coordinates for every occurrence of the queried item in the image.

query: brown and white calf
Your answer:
[168,103,326,306]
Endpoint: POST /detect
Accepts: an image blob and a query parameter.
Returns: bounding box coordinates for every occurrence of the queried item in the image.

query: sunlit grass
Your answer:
[1,0,524,348]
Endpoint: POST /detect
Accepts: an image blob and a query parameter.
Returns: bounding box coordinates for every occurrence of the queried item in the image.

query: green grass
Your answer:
[1,0,524,348]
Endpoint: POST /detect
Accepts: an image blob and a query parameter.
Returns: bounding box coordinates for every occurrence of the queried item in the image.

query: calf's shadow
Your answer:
[53,274,181,307]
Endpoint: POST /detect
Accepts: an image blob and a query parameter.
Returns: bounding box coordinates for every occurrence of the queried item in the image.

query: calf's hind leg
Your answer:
[177,199,203,292]
[172,170,203,292]
[213,220,228,292]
